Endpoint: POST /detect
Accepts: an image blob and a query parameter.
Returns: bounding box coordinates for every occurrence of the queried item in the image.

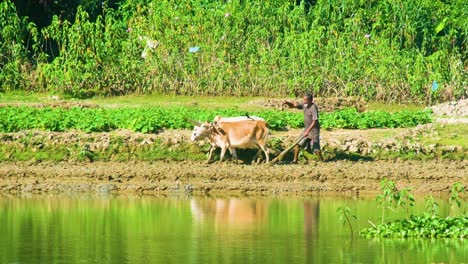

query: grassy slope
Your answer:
[1,91,260,110]
[422,124,468,147]
[1,91,427,110]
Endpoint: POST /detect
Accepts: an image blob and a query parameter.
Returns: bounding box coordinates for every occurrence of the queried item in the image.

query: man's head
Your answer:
[303,93,313,104]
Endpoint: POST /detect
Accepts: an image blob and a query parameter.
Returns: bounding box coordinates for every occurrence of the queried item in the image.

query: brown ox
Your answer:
[190,116,269,163]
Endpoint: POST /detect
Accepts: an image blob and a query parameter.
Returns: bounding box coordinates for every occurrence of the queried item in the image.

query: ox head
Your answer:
[190,120,212,142]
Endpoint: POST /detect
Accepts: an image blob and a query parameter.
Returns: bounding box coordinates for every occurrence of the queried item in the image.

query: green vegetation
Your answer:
[1,0,466,103]
[360,181,467,238]
[360,214,467,238]
[322,108,433,129]
[0,106,432,133]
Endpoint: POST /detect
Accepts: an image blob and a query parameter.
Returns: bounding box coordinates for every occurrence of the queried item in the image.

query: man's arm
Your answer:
[282,100,302,109]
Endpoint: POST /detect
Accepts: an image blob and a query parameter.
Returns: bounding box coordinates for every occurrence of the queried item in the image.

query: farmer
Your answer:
[283,93,324,163]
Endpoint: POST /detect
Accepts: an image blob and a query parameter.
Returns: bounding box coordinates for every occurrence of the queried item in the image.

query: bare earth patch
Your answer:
[1,159,466,196]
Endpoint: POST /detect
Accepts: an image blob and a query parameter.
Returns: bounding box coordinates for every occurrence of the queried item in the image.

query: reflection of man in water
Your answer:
[303,200,319,263]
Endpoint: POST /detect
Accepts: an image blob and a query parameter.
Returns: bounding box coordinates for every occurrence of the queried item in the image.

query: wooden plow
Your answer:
[269,135,305,164]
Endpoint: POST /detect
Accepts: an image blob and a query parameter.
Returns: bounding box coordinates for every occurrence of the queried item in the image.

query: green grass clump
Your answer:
[423,124,468,148]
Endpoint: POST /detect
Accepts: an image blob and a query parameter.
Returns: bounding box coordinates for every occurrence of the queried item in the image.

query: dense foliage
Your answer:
[1,0,466,102]
[0,106,432,133]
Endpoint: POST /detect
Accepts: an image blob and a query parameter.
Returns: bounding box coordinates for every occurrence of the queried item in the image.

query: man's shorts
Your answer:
[298,137,321,153]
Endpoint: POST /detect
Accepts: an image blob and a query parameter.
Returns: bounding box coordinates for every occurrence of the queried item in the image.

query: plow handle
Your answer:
[270,135,305,164]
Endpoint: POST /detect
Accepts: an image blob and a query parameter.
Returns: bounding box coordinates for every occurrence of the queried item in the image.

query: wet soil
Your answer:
[1,159,466,196]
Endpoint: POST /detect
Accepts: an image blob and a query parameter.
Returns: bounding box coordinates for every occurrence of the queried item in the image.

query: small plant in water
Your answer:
[425,195,439,217]
[449,182,465,216]
[337,206,357,239]
[376,179,415,224]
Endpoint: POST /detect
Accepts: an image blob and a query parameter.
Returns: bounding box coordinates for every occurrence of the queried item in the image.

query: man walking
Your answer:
[283,93,324,163]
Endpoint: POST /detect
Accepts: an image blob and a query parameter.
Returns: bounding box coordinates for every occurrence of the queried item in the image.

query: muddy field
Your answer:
[1,159,466,196]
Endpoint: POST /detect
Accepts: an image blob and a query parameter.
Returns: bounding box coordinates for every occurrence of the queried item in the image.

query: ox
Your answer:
[190,116,270,163]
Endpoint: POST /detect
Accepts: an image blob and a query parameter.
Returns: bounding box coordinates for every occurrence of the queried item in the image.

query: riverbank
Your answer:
[1,159,466,196]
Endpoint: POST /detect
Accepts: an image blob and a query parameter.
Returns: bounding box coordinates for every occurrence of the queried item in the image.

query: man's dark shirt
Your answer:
[297,102,320,141]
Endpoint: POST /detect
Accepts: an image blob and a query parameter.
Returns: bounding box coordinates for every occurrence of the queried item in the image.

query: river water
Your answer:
[0,194,465,264]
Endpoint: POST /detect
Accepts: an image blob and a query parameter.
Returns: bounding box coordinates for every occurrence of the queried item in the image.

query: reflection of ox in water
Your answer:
[189,116,270,163]
[190,198,269,229]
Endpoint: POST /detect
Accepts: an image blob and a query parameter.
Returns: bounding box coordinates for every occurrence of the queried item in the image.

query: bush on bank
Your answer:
[1,0,466,102]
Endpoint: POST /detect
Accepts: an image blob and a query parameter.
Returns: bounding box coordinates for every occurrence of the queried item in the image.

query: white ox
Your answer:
[190,116,270,163]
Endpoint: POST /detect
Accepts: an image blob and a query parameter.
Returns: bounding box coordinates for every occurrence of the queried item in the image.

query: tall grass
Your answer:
[1,0,466,103]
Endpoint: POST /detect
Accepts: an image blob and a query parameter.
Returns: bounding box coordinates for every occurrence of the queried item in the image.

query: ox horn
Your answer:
[187,118,201,126]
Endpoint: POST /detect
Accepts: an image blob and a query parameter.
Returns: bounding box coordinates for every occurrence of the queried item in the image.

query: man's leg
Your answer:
[293,137,309,163]
[312,141,324,161]
[314,150,324,161]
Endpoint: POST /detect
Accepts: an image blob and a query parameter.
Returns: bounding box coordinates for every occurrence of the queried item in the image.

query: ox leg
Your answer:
[230,148,239,164]
[206,145,216,163]
[250,148,264,164]
[253,149,262,164]
[259,145,269,163]
[219,147,228,163]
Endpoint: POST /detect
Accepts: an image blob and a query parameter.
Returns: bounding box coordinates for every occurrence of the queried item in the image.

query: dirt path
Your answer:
[1,159,466,196]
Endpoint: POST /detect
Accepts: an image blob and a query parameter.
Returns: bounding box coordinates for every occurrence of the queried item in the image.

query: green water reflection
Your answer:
[0,195,465,264]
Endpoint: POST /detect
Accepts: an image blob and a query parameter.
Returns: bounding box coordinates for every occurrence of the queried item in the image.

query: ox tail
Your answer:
[261,123,270,147]
[261,124,272,163]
